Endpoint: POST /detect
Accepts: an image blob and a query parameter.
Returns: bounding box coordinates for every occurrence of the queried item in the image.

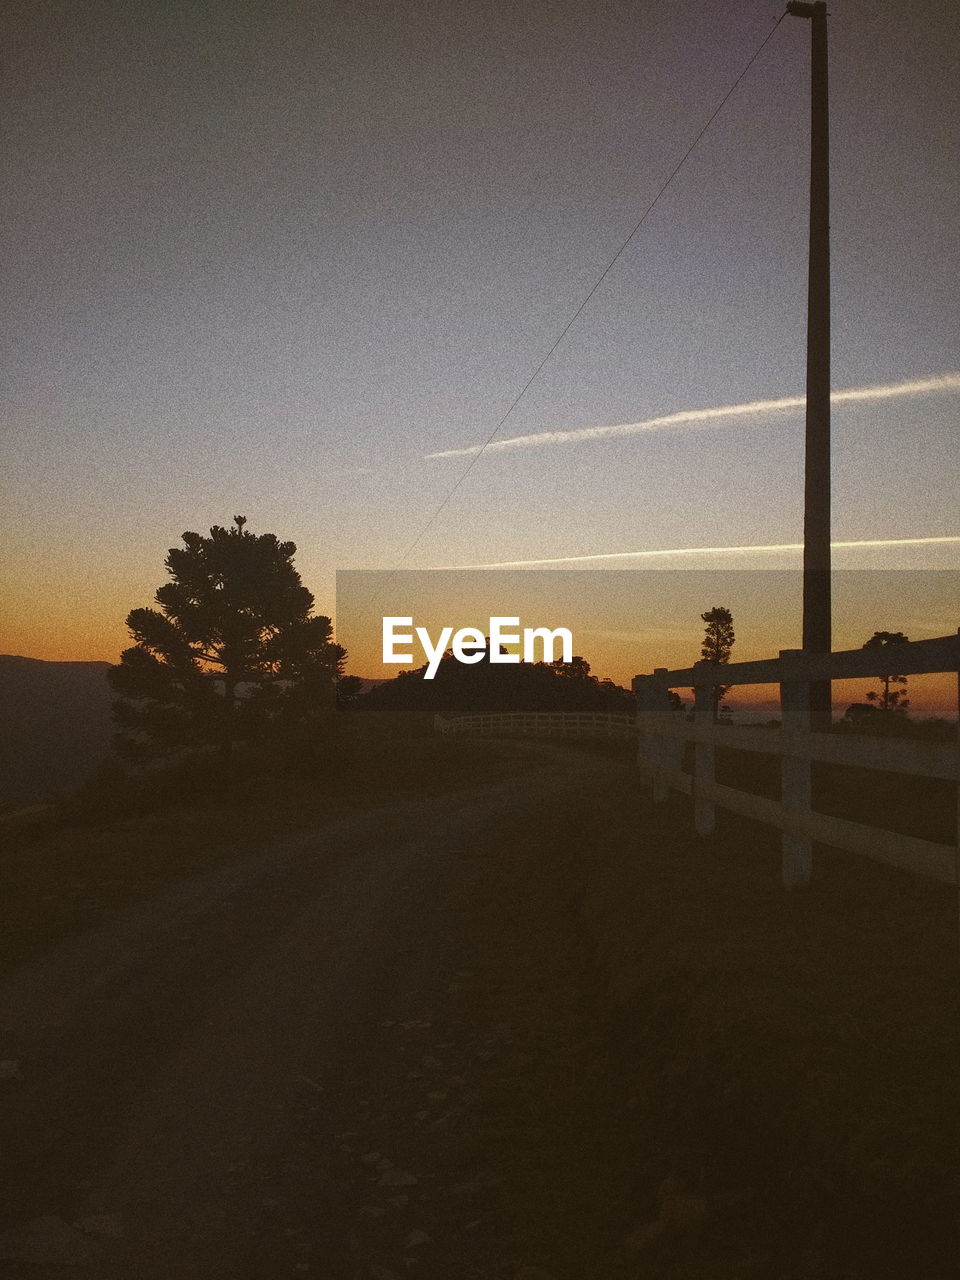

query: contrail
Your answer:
[431,535,960,570]
[425,373,960,459]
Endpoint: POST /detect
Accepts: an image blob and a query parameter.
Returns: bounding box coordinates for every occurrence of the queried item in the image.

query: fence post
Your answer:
[633,675,655,795]
[692,662,716,836]
[634,674,669,801]
[652,669,685,804]
[779,649,813,887]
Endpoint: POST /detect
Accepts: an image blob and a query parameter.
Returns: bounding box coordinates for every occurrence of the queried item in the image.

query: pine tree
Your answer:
[700,606,735,722]
[863,630,910,714]
[108,517,344,758]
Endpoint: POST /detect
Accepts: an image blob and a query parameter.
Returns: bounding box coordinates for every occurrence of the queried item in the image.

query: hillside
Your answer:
[0,655,114,810]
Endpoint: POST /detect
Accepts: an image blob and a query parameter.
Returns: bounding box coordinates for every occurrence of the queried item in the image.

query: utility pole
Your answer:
[787,0,831,726]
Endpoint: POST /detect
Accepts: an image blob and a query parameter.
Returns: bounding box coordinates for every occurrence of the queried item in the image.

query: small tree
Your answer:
[108,517,345,759]
[862,630,910,714]
[700,606,735,721]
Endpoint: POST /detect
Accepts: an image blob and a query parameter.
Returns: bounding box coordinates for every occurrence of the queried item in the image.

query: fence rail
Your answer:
[434,710,635,740]
[634,631,959,887]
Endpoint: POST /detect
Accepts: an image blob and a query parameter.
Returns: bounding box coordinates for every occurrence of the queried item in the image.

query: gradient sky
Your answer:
[2,0,957,668]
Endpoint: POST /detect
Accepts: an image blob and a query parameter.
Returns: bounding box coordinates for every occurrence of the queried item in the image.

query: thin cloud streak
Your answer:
[425,373,960,459]
[432,535,960,570]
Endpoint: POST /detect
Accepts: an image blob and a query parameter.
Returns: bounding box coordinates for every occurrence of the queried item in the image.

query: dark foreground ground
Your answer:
[0,740,957,1278]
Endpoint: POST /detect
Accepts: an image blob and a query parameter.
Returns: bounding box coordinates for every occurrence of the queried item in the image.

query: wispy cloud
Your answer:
[425,373,960,460]
[432,535,960,570]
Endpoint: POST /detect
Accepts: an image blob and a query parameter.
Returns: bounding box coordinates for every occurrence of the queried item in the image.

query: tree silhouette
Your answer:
[108,517,344,759]
[862,630,910,714]
[336,674,366,705]
[699,606,735,721]
[358,644,632,716]
[551,654,594,682]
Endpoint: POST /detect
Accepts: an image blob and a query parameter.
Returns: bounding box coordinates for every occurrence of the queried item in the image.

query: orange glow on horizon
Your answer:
[4,568,955,719]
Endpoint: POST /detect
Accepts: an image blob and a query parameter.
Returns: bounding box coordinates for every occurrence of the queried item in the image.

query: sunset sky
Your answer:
[2,0,957,677]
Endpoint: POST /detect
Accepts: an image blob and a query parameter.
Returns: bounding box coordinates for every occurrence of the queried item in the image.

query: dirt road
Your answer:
[3,740,957,1279]
[1,745,616,1279]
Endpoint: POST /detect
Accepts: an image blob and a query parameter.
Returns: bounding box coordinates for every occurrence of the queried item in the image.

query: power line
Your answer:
[388,7,789,573]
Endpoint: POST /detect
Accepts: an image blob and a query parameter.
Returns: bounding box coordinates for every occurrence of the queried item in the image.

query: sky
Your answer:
[1,0,957,675]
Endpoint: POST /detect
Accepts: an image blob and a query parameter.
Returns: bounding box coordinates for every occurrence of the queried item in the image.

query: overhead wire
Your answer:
[387,7,789,574]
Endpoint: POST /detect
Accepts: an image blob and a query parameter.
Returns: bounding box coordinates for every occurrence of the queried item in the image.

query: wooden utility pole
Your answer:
[788,0,831,725]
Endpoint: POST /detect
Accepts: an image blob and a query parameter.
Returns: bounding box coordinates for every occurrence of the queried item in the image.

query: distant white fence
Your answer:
[434,710,635,740]
[633,632,959,888]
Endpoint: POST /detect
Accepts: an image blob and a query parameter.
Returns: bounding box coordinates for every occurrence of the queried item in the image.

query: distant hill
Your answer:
[0,655,114,810]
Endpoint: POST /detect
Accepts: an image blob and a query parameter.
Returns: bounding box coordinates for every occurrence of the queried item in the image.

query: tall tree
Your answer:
[862,630,910,714]
[700,606,735,721]
[108,517,344,758]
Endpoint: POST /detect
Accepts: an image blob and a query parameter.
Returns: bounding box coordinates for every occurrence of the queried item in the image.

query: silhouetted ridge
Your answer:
[0,656,113,808]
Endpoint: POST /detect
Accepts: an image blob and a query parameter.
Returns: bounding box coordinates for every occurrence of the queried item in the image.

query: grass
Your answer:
[571,760,959,1277]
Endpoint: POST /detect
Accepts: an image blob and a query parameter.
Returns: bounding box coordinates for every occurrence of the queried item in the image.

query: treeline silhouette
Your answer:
[355,648,633,716]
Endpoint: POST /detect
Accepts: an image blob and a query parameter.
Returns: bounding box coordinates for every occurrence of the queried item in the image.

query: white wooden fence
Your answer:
[434,710,635,740]
[633,632,960,887]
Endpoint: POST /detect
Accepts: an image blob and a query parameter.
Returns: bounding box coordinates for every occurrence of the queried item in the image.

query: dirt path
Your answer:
[0,744,614,1279]
[3,742,957,1278]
